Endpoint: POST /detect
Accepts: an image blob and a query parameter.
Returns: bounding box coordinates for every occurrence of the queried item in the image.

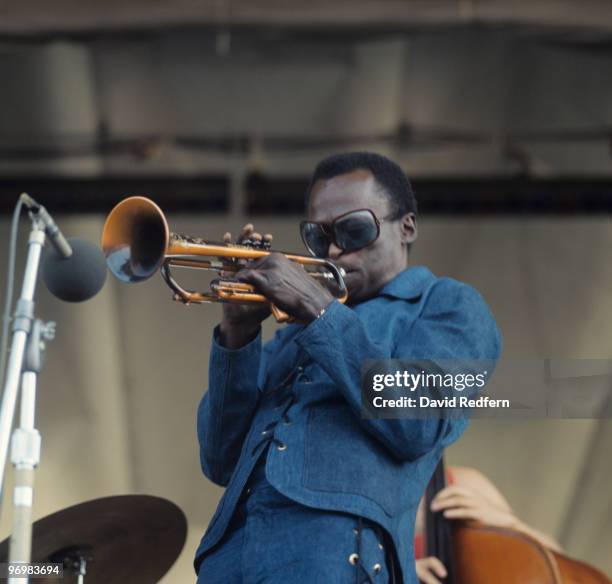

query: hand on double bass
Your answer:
[430,481,562,553]
[416,556,448,584]
[417,473,516,584]
[415,466,563,584]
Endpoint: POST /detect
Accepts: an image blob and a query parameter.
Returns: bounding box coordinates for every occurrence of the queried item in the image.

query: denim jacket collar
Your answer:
[378,265,434,301]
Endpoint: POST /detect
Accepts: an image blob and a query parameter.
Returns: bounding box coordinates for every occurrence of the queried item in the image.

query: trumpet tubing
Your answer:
[101,196,348,320]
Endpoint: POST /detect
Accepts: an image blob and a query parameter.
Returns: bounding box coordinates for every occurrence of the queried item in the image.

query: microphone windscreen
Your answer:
[42,238,107,302]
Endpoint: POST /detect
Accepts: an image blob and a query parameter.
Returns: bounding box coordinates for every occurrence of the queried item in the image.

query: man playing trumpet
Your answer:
[194,152,502,583]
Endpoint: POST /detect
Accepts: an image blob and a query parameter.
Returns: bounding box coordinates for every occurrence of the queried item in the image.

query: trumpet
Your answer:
[101,196,348,322]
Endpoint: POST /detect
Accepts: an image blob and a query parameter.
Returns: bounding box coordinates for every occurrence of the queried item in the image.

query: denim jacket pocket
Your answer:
[303,405,410,517]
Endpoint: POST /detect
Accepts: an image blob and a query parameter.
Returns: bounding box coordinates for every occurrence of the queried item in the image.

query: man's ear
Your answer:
[400,213,418,245]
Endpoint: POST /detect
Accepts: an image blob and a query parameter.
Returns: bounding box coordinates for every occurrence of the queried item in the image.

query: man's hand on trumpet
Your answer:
[217,223,335,349]
[218,224,274,349]
[234,252,335,324]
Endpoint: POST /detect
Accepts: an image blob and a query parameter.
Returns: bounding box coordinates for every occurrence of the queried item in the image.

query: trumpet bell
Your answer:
[102,196,169,283]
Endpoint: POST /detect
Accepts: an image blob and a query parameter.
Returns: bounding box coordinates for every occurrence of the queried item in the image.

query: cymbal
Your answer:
[0,495,187,583]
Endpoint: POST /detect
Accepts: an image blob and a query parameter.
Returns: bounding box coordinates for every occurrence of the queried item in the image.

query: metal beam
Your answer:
[2,0,612,36]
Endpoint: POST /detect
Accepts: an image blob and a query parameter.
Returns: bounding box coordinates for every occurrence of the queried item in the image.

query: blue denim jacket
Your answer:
[195,266,502,583]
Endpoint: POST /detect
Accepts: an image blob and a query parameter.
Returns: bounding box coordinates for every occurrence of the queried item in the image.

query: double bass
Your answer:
[424,458,611,584]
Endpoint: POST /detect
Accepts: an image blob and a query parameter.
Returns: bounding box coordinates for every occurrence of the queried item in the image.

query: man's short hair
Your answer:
[307,151,418,217]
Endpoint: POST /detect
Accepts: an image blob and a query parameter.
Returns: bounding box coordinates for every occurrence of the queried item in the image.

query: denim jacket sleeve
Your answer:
[294,278,502,462]
[197,327,281,486]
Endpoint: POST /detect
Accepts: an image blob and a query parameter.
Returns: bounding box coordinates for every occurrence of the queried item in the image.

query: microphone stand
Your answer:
[0,212,55,583]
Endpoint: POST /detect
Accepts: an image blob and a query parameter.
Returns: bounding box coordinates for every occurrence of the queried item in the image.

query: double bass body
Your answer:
[452,522,610,584]
[425,459,611,584]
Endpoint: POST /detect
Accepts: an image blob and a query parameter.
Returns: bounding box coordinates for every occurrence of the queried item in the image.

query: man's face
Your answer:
[308,169,416,305]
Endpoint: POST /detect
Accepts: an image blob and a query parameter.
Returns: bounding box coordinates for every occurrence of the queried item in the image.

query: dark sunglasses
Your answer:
[300,208,397,258]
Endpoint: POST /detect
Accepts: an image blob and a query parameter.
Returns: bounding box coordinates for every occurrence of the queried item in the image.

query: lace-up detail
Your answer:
[352,517,376,584]
[251,390,297,455]
[250,358,306,456]
[251,434,287,455]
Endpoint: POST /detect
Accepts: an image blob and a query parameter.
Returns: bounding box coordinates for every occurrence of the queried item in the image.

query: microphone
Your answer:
[20,193,72,259]
[42,238,107,302]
